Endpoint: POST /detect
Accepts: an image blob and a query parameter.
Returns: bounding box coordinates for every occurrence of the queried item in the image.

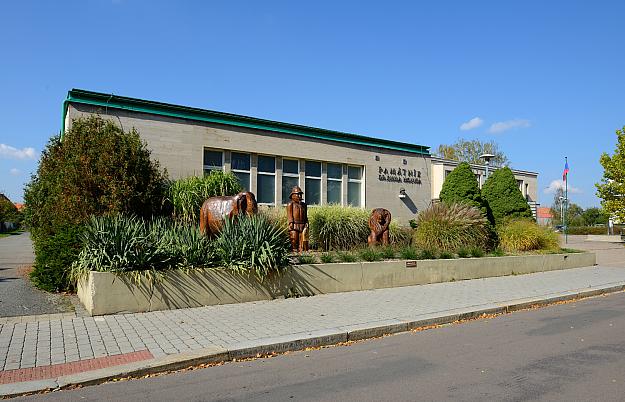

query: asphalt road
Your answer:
[18,291,625,402]
[0,232,72,317]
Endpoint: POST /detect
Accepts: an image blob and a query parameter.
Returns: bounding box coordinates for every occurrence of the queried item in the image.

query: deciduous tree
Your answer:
[596,126,625,222]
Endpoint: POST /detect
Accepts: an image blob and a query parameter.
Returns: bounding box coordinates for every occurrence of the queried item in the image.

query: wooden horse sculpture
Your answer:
[199,191,258,237]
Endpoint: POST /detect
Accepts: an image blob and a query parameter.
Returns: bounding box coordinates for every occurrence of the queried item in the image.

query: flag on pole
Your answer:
[562,160,569,181]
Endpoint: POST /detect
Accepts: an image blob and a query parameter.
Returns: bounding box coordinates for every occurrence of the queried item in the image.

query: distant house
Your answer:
[536,207,553,226]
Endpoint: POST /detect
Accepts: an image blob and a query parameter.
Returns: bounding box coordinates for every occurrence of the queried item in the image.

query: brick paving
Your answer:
[1,265,625,377]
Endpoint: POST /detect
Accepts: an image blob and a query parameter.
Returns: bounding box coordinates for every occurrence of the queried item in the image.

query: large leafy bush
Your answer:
[481,167,532,225]
[166,172,242,224]
[31,225,83,291]
[24,116,168,291]
[497,219,559,252]
[0,195,21,231]
[413,202,490,252]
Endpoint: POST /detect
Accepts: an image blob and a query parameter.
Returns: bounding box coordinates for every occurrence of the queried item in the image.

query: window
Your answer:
[257,155,275,204]
[282,159,299,204]
[445,169,452,177]
[203,150,223,175]
[231,152,250,190]
[305,161,321,206]
[326,163,342,204]
[475,173,481,187]
[525,183,530,201]
[517,179,523,192]
[347,166,362,207]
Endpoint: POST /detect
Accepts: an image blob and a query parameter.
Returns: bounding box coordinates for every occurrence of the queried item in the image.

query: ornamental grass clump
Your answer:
[413,202,490,252]
[497,219,560,252]
[166,172,242,224]
[214,215,291,277]
[308,205,370,251]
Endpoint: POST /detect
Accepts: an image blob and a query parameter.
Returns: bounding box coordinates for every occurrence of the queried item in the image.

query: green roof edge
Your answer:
[62,89,430,155]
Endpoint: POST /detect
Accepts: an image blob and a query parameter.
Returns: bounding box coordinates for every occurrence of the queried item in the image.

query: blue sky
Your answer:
[1,1,624,208]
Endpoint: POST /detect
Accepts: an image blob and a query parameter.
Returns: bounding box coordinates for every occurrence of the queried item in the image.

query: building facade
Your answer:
[63,89,538,224]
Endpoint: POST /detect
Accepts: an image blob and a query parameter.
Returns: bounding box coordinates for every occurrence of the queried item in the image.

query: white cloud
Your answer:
[488,119,531,134]
[0,144,37,160]
[543,179,581,194]
[9,168,21,176]
[459,117,483,131]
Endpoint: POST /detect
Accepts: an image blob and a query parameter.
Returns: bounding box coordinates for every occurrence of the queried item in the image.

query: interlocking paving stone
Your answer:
[1,266,625,373]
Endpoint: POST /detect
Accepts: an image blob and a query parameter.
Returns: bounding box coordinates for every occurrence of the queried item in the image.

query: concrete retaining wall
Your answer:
[78,252,596,316]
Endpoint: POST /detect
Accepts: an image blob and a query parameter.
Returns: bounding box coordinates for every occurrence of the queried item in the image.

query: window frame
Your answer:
[230,151,251,190]
[281,158,300,205]
[326,162,343,205]
[257,155,276,206]
[203,149,224,175]
[347,165,363,207]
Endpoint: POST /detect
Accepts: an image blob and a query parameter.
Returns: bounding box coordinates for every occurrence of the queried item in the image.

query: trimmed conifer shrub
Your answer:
[439,162,485,212]
[481,167,533,225]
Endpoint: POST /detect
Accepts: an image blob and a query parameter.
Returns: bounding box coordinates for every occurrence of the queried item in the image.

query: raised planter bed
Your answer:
[77,252,596,316]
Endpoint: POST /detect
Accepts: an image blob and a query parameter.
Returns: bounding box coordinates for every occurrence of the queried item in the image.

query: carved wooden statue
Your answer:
[199,191,258,237]
[286,186,309,252]
[368,208,391,246]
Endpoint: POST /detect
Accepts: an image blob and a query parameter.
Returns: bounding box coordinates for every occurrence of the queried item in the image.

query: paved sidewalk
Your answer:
[2,264,625,396]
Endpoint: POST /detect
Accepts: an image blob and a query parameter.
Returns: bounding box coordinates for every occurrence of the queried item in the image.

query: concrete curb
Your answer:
[2,282,624,398]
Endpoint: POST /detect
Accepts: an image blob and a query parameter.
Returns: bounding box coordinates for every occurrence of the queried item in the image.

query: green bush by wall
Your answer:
[439,162,486,213]
[481,167,532,225]
[24,116,168,291]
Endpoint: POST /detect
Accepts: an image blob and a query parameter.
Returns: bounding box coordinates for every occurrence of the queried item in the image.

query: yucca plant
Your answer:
[214,215,291,277]
[69,214,171,283]
[413,202,490,252]
[497,218,560,252]
[166,172,242,224]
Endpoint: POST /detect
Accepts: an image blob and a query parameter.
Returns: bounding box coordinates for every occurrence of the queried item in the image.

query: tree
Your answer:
[596,126,625,222]
[581,207,609,226]
[439,162,486,212]
[0,194,21,231]
[24,116,168,291]
[481,167,532,225]
[436,138,510,167]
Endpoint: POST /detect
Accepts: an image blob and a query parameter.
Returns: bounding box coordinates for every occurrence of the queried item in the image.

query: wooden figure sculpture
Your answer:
[368,208,391,246]
[199,191,258,237]
[286,186,309,252]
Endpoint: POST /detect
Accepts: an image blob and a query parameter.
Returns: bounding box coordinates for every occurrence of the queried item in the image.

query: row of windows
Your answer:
[204,149,362,206]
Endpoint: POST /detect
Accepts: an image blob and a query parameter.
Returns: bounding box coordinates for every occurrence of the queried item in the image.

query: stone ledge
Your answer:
[77,252,596,316]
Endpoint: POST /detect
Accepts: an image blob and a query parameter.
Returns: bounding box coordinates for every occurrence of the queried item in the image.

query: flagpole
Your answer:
[564,156,568,244]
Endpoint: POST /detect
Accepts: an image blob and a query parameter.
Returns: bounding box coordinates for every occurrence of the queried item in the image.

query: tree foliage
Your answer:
[0,195,21,230]
[596,126,625,222]
[436,138,509,167]
[439,162,486,212]
[481,167,532,225]
[24,116,168,291]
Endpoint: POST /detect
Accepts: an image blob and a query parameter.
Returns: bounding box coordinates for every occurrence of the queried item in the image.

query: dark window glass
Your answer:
[305,161,321,177]
[327,163,342,179]
[231,152,250,171]
[348,166,362,180]
[282,176,299,204]
[203,150,222,169]
[258,156,275,173]
[305,178,321,205]
[283,159,299,175]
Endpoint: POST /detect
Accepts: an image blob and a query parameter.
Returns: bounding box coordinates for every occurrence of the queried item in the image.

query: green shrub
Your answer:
[413,202,490,252]
[336,251,357,263]
[419,249,437,259]
[308,205,370,251]
[497,219,560,252]
[439,251,454,259]
[31,225,83,292]
[456,248,470,258]
[565,226,608,235]
[297,253,317,265]
[215,215,291,277]
[320,253,335,263]
[0,195,21,231]
[389,222,413,247]
[380,246,396,259]
[167,172,242,224]
[358,248,383,262]
[399,246,419,260]
[481,167,532,225]
[24,116,168,291]
[491,248,506,256]
[439,162,487,213]
[470,247,485,258]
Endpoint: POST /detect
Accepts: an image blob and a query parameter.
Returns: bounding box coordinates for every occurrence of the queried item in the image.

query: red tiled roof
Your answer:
[537,207,553,219]
[14,203,24,211]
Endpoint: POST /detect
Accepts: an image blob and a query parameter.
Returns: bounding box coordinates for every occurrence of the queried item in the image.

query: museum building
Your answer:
[63,89,539,223]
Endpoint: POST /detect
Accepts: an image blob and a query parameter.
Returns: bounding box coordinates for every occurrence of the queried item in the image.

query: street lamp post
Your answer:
[479,153,495,180]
